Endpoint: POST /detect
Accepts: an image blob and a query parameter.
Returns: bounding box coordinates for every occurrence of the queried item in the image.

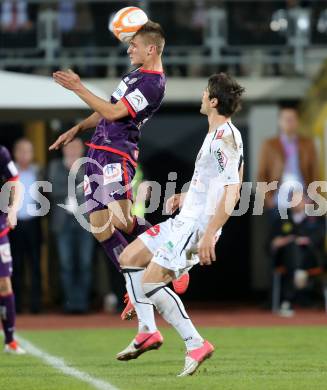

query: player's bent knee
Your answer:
[90,222,115,242]
[120,239,152,268]
[114,216,134,234]
[89,209,115,242]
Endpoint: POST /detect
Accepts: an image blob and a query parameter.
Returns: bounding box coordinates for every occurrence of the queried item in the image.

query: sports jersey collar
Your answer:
[208,120,232,134]
[139,67,164,75]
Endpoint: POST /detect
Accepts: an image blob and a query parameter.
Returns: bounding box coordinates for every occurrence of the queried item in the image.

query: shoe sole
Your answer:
[4,349,26,355]
[117,341,163,361]
[178,350,214,377]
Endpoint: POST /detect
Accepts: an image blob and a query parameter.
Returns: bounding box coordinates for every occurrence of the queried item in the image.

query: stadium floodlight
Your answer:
[270,9,288,34]
[270,7,311,42]
[270,6,311,73]
[296,11,310,32]
[288,7,311,45]
[317,9,327,33]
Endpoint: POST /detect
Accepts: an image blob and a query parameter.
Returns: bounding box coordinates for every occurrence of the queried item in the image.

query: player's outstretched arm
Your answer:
[166,193,187,214]
[49,112,101,151]
[53,69,129,121]
[198,183,240,266]
[7,181,23,229]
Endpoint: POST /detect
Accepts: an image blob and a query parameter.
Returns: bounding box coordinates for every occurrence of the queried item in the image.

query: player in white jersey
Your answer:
[116,73,245,376]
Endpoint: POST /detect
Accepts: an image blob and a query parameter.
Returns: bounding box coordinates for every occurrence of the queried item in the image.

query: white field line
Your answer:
[17,335,119,390]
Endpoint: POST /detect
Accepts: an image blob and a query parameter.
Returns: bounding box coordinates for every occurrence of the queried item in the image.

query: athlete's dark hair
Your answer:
[134,20,165,55]
[208,73,245,117]
[279,102,299,114]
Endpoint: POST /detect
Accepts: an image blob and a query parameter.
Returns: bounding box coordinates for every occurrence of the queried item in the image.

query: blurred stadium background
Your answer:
[1,1,327,388]
[0,0,327,390]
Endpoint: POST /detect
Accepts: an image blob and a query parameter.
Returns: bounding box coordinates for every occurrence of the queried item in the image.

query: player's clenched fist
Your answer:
[198,232,216,265]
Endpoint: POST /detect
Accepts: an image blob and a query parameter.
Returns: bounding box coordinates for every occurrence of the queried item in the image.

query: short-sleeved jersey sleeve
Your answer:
[211,138,241,185]
[121,80,161,118]
[0,146,19,182]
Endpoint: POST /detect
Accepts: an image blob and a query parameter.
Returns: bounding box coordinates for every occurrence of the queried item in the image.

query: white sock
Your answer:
[143,283,203,350]
[122,267,157,333]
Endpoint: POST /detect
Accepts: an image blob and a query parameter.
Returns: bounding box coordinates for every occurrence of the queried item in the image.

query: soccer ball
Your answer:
[109,6,148,43]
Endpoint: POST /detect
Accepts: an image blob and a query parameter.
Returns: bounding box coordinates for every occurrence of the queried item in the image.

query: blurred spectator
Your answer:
[10,138,42,313]
[0,0,36,73]
[57,0,76,34]
[48,138,94,313]
[57,1,96,77]
[0,0,32,32]
[269,192,325,316]
[257,106,319,221]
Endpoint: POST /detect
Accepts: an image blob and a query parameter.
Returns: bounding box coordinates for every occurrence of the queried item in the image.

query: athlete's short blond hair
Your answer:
[134,20,165,55]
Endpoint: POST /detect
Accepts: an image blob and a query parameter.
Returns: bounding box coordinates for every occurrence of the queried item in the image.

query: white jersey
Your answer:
[179,121,243,228]
[139,121,243,277]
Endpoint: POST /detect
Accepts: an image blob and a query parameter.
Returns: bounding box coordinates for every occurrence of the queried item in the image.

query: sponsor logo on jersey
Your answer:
[109,188,122,198]
[128,77,138,85]
[103,163,122,185]
[125,89,149,112]
[146,224,160,237]
[112,80,128,100]
[216,129,224,139]
[132,94,143,106]
[214,148,228,173]
[174,220,184,229]
[164,241,174,252]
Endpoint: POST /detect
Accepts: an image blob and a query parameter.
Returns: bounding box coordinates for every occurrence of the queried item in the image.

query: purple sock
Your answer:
[129,217,152,237]
[0,294,16,344]
[101,230,129,271]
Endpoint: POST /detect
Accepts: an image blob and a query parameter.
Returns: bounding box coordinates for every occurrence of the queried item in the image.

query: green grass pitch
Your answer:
[1,326,327,390]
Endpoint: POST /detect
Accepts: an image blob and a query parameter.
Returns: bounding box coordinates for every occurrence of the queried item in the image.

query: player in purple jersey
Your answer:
[49,21,189,320]
[0,146,25,354]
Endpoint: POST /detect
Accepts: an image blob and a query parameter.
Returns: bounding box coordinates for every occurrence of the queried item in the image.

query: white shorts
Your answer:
[139,216,201,279]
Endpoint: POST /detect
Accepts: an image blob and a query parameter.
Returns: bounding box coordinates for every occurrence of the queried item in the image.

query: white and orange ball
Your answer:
[109,6,148,43]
